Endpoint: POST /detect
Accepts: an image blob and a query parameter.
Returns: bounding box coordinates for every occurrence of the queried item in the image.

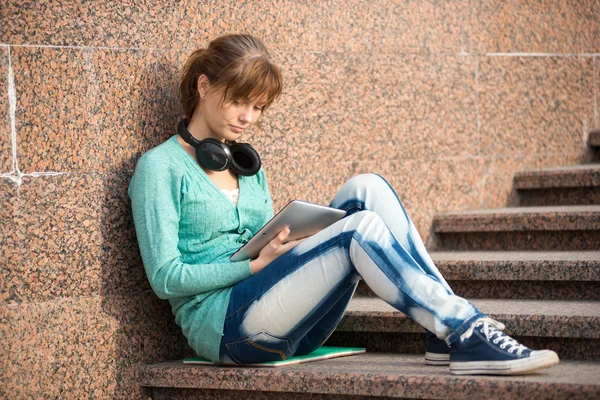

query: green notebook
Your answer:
[183,346,366,367]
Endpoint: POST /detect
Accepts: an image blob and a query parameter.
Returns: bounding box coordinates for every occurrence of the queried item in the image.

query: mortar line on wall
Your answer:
[475,58,481,156]
[485,52,600,57]
[2,47,70,185]
[1,290,157,307]
[5,45,22,186]
[594,57,598,126]
[302,50,600,58]
[330,151,583,165]
[85,47,99,171]
[0,170,133,181]
[0,169,70,176]
[481,154,497,209]
[459,14,467,55]
[454,151,581,160]
[4,46,600,58]
[5,43,159,52]
[475,58,483,209]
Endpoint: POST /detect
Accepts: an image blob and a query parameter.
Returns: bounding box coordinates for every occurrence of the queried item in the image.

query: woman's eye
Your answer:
[254,106,264,111]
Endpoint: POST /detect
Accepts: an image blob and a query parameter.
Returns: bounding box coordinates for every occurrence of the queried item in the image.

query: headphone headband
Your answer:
[177,118,202,148]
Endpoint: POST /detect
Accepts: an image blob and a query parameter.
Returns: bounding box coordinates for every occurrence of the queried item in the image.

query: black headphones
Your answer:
[177,118,262,177]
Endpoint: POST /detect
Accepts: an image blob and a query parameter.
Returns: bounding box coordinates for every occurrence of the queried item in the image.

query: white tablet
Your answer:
[230,200,347,262]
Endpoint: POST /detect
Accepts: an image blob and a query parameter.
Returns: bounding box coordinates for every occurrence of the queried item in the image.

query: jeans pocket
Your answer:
[225,331,296,365]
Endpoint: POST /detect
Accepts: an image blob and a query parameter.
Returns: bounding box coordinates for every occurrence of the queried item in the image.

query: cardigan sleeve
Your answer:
[128,154,254,300]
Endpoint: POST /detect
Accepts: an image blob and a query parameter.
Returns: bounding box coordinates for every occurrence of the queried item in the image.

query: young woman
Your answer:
[128,34,559,375]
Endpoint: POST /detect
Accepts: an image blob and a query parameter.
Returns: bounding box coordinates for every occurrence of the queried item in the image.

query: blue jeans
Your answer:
[219,174,485,365]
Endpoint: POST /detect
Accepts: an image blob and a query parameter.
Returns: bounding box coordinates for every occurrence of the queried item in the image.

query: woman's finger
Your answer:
[281,237,306,251]
[273,226,290,244]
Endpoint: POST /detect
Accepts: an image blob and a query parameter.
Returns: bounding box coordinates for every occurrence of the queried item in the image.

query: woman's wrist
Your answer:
[249,258,265,275]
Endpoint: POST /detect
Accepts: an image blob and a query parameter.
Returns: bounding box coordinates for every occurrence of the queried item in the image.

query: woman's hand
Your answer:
[249,226,307,275]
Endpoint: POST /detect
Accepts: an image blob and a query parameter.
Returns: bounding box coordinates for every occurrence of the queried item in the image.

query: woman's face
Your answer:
[202,86,267,142]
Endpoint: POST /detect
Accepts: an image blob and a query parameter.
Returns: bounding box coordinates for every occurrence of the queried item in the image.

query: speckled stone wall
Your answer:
[1,1,599,398]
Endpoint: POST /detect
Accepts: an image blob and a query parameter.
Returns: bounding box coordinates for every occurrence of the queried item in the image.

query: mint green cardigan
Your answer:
[128,135,274,362]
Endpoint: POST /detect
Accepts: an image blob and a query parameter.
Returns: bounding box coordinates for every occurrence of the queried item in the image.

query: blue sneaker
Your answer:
[450,318,559,375]
[425,330,450,366]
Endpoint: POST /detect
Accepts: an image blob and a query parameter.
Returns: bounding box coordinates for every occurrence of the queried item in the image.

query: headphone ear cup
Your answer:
[228,143,262,176]
[196,138,231,171]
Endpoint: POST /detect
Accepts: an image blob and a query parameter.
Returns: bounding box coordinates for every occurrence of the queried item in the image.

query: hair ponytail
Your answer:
[180,48,206,121]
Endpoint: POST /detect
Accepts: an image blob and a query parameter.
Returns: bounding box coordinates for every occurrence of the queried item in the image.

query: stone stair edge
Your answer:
[428,251,600,281]
[139,355,600,400]
[435,205,600,216]
[516,164,600,174]
[431,205,600,232]
[339,297,600,338]
[514,164,600,189]
[346,297,600,317]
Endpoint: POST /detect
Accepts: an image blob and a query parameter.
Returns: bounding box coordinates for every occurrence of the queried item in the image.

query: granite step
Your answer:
[141,355,600,400]
[355,251,600,300]
[514,164,600,206]
[326,297,600,360]
[428,205,600,251]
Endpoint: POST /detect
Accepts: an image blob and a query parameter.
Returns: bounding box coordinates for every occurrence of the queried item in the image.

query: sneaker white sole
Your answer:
[425,352,450,366]
[450,350,560,375]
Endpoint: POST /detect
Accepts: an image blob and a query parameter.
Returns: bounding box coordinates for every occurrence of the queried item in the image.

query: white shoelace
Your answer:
[460,317,529,356]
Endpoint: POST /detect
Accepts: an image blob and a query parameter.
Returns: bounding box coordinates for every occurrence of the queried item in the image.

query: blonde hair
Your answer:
[180,34,283,121]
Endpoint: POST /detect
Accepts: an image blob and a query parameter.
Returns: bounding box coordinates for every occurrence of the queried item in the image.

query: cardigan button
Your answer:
[238,228,252,244]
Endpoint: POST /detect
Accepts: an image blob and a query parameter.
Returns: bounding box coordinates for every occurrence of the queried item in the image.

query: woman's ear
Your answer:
[197,74,210,98]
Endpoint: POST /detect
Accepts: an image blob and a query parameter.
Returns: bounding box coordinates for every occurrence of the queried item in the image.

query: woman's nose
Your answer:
[239,106,253,123]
